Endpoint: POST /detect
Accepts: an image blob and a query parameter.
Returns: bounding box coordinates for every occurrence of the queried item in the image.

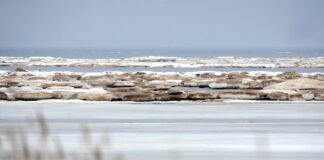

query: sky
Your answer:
[0,0,324,50]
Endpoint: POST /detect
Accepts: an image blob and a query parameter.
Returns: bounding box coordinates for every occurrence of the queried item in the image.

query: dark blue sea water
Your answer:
[0,48,323,58]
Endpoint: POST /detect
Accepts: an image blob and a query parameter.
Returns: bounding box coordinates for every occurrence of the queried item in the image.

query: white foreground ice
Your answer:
[1,102,324,160]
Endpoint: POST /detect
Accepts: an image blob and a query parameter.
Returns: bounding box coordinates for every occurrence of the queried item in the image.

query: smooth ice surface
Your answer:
[1,101,324,160]
[1,66,324,73]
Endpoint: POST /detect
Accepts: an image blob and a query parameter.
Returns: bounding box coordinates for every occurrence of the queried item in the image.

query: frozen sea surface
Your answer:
[1,66,324,73]
[1,101,324,160]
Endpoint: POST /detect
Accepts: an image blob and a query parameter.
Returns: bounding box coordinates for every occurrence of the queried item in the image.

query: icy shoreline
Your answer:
[1,56,324,68]
[0,70,323,101]
[1,99,324,104]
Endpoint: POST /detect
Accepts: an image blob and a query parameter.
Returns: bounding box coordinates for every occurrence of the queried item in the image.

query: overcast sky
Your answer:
[0,0,324,50]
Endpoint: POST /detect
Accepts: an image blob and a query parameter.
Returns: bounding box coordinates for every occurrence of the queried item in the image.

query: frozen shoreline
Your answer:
[1,56,324,68]
[1,99,324,104]
[1,56,323,102]
[0,70,323,101]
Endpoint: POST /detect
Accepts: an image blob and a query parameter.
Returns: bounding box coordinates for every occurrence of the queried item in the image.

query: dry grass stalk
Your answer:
[80,123,92,145]
[20,132,30,160]
[169,151,182,160]
[6,129,19,160]
[35,150,42,160]
[112,153,125,160]
[53,137,66,160]
[36,112,49,141]
[0,136,2,150]
[101,131,111,146]
[93,146,102,160]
